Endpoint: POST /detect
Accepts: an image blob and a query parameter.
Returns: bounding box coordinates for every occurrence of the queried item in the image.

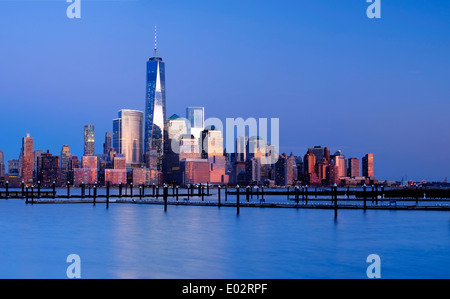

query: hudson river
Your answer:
[1,190,449,279]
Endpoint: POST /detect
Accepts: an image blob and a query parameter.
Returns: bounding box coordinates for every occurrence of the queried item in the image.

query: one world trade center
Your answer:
[144,26,166,170]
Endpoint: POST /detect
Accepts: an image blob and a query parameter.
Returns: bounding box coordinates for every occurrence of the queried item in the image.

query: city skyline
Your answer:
[0,1,449,182]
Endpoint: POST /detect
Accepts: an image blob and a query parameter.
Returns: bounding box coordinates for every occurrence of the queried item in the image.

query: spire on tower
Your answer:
[154,24,158,57]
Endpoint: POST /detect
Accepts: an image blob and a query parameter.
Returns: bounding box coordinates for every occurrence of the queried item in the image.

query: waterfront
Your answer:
[1,191,449,279]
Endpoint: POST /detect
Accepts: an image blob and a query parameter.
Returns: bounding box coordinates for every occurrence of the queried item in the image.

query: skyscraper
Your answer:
[362,153,374,178]
[20,133,34,184]
[113,109,144,166]
[235,136,248,162]
[201,126,224,158]
[36,150,60,187]
[103,132,112,155]
[333,150,347,179]
[308,146,326,164]
[186,106,204,141]
[162,114,188,184]
[303,149,316,175]
[347,157,361,178]
[60,145,71,183]
[245,157,261,185]
[201,127,228,184]
[275,153,296,186]
[8,159,19,174]
[84,125,95,156]
[144,26,166,170]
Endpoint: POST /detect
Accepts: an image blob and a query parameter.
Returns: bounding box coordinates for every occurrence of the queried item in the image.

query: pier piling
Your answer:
[363,184,367,210]
[305,186,308,205]
[164,185,168,212]
[225,185,228,201]
[106,181,110,208]
[93,185,97,206]
[334,185,338,218]
[236,185,240,215]
[31,186,34,204]
[201,185,204,202]
[246,186,250,202]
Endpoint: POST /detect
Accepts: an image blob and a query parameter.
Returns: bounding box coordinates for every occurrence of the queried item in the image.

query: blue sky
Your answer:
[0,0,449,181]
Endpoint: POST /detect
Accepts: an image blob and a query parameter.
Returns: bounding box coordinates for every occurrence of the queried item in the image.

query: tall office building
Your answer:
[8,159,19,174]
[245,157,261,185]
[347,157,360,178]
[113,109,144,166]
[162,114,188,184]
[362,153,374,178]
[74,155,98,185]
[201,127,228,184]
[201,126,224,158]
[68,156,80,184]
[333,150,347,179]
[235,136,248,162]
[103,132,112,155]
[303,149,316,175]
[274,153,296,186]
[33,150,44,176]
[247,136,265,160]
[60,145,71,183]
[308,146,326,164]
[60,145,71,170]
[186,106,204,141]
[84,125,95,156]
[326,163,339,186]
[36,151,60,187]
[20,133,34,184]
[144,26,166,170]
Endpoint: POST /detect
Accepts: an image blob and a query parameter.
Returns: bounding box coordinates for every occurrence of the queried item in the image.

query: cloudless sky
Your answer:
[0,0,449,181]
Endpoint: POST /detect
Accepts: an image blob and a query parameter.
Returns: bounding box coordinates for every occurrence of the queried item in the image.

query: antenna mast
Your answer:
[154,24,158,57]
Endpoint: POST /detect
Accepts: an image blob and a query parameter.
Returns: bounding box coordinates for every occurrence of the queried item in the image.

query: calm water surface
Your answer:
[0,194,449,279]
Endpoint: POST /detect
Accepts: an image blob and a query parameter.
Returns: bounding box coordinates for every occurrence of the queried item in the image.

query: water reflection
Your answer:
[0,199,450,278]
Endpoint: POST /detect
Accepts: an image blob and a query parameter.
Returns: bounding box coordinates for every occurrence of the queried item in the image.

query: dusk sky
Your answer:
[0,0,449,182]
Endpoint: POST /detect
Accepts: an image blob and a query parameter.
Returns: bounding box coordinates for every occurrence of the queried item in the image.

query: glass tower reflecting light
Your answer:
[113,109,144,166]
[144,26,166,170]
[186,106,204,141]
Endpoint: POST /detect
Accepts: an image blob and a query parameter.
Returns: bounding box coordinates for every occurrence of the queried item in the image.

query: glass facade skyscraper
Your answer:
[83,125,95,156]
[113,109,144,166]
[186,106,204,141]
[20,133,34,185]
[144,47,166,170]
